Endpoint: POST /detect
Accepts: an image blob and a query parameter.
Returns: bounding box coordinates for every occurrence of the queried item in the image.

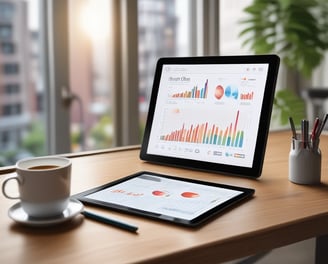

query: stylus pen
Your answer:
[301,119,309,149]
[81,210,138,233]
[288,117,297,139]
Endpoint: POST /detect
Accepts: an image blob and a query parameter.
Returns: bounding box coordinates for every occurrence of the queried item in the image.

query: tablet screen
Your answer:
[140,55,280,177]
[86,173,242,221]
[73,171,255,226]
[148,63,268,168]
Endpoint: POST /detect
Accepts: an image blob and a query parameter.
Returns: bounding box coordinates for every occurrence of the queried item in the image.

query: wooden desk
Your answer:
[1,131,328,264]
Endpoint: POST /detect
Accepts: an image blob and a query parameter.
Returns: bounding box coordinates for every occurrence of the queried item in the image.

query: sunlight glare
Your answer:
[80,0,109,40]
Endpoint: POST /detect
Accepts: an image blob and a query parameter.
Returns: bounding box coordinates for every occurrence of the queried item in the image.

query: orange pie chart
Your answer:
[181,192,199,198]
[215,85,224,99]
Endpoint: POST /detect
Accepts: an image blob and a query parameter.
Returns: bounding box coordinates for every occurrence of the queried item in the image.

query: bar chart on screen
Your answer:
[144,60,274,169]
[170,79,209,99]
[159,110,244,148]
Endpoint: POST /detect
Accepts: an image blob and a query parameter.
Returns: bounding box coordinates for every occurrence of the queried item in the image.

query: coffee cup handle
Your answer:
[2,174,21,199]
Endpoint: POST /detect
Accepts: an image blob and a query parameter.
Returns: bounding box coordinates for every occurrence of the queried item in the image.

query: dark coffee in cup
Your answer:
[28,165,60,170]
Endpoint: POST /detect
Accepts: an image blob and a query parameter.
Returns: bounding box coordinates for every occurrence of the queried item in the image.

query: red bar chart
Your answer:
[160,111,244,148]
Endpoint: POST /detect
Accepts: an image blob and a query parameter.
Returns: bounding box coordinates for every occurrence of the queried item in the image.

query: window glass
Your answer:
[0,0,46,166]
[0,1,254,167]
[68,0,192,151]
[69,0,112,152]
[0,24,12,39]
[138,0,192,127]
[1,42,15,54]
[3,63,19,74]
[0,2,15,20]
[219,0,252,55]
[4,83,20,94]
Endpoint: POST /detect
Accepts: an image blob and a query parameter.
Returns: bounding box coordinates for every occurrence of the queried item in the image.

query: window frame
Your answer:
[40,0,70,154]
[41,0,221,155]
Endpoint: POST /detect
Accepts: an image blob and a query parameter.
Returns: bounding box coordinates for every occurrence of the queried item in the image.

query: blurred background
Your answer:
[0,0,327,166]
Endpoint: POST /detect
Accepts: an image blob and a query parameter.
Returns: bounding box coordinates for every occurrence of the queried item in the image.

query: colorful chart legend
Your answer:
[171,79,208,99]
[160,111,244,148]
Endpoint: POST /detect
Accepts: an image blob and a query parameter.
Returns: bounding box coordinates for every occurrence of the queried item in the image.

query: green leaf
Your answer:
[273,89,305,125]
[239,0,328,80]
[244,3,269,14]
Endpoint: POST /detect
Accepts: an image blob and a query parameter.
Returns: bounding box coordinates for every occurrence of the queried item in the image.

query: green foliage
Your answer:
[0,150,17,166]
[239,0,328,125]
[71,130,81,145]
[90,115,113,149]
[239,0,328,78]
[0,121,46,166]
[273,89,305,126]
[22,122,46,156]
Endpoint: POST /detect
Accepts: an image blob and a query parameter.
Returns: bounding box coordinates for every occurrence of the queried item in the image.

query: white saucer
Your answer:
[8,198,84,227]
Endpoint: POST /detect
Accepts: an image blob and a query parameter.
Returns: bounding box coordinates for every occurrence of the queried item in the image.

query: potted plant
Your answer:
[239,0,328,126]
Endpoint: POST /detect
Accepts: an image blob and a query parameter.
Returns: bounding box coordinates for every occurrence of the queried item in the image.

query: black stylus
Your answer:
[81,210,138,233]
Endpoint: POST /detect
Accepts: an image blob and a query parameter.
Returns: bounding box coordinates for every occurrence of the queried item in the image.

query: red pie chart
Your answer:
[152,190,170,197]
[181,192,199,198]
[215,85,224,99]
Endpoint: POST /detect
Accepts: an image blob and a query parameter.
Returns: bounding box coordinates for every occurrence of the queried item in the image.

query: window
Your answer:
[138,0,192,126]
[0,0,46,166]
[0,25,12,39]
[2,103,21,116]
[68,0,113,151]
[0,2,14,20]
[4,83,20,94]
[0,0,251,167]
[0,131,10,148]
[219,0,252,55]
[1,42,15,54]
[3,63,19,74]
[68,0,193,151]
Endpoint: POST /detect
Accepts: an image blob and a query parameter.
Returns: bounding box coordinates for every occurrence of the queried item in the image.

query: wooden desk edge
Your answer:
[139,213,328,264]
[0,145,141,175]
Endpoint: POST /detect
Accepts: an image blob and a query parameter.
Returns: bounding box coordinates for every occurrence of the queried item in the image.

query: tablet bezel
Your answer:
[72,171,255,227]
[140,55,280,178]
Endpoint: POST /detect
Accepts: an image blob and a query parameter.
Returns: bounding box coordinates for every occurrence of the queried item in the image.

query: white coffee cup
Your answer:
[2,156,72,218]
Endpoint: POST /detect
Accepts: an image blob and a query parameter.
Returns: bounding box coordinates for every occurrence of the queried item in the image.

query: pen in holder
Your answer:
[289,135,321,185]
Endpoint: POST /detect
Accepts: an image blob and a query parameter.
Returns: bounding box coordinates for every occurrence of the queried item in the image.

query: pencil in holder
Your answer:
[289,136,321,185]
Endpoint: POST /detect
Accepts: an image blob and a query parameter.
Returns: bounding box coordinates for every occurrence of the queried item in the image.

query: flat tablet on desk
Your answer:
[140,55,280,178]
[73,171,255,227]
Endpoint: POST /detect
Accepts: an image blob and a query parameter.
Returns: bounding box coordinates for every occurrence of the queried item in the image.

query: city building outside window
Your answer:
[0,0,253,167]
[1,42,15,54]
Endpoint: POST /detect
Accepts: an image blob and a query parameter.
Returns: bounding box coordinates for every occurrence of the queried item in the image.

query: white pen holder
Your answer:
[289,137,321,185]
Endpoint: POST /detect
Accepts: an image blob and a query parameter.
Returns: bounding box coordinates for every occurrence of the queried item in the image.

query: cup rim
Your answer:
[16,156,71,171]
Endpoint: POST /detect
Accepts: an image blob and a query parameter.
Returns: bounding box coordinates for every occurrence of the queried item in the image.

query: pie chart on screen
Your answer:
[181,192,199,198]
[152,190,170,197]
[225,85,239,99]
[215,85,224,99]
